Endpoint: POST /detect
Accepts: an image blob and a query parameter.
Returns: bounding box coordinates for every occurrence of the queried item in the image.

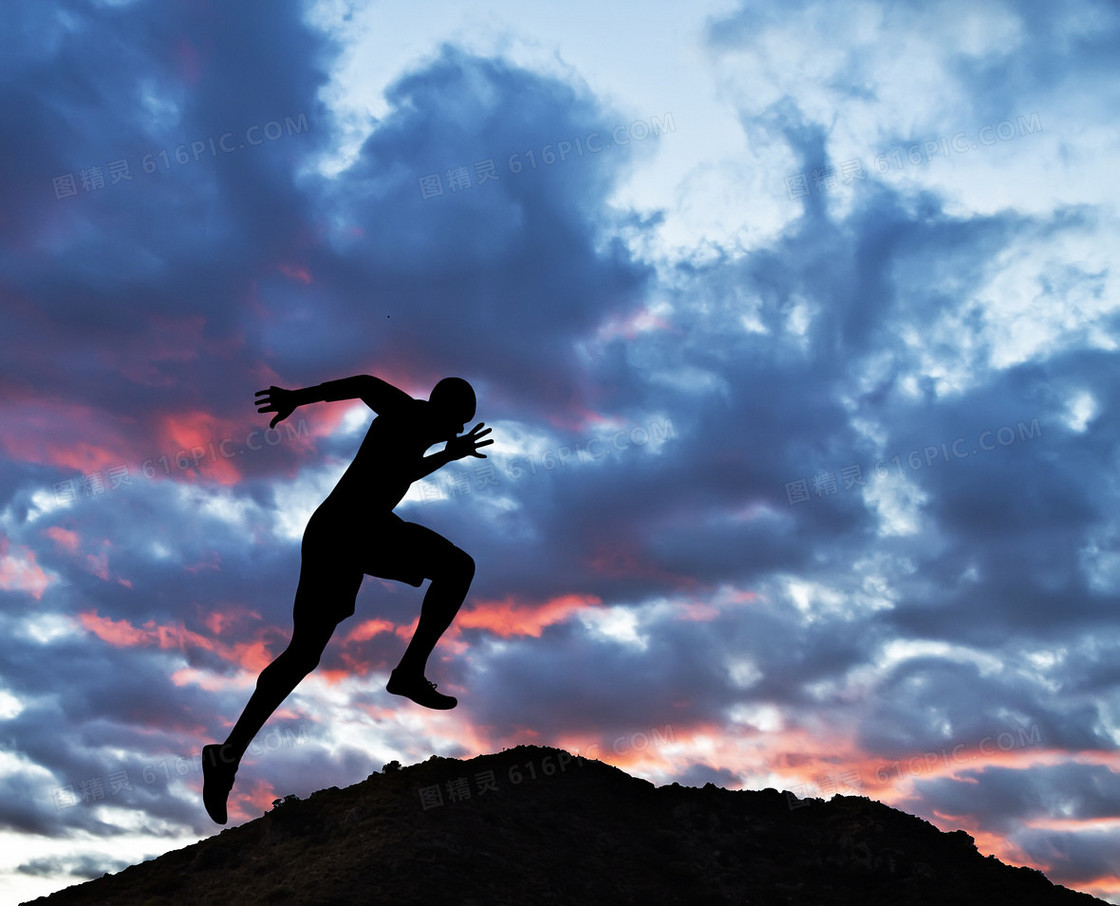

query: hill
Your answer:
[23,745,1103,905]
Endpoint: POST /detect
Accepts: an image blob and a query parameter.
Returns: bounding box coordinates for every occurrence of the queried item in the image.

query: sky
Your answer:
[2,0,1119,901]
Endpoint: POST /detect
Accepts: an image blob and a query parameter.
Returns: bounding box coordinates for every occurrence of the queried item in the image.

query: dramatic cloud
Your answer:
[2,0,1118,902]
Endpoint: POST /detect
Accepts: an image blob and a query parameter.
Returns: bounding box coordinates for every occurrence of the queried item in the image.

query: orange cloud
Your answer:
[342,618,397,644]
[1081,876,1120,903]
[457,593,602,638]
[229,638,277,674]
[316,667,351,685]
[77,609,276,674]
[232,778,279,822]
[78,611,150,647]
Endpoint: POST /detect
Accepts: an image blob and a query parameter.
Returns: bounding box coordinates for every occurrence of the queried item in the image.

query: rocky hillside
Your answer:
[24,745,1103,905]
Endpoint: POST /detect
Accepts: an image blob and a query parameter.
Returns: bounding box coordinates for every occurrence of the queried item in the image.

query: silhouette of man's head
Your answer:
[429,377,476,435]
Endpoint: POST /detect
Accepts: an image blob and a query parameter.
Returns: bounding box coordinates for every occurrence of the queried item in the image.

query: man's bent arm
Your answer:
[413,449,454,482]
[294,375,412,413]
[411,424,492,482]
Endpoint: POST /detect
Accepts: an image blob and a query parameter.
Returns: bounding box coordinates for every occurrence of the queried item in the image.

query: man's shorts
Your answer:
[293,501,461,625]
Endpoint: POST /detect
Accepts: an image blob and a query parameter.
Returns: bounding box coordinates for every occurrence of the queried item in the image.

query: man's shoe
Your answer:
[387,669,458,709]
[202,744,237,825]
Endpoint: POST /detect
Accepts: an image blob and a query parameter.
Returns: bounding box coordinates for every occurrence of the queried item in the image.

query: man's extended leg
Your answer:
[201,545,354,828]
[203,616,336,824]
[388,545,474,709]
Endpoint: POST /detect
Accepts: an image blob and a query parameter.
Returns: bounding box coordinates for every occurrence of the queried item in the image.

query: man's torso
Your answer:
[326,399,430,512]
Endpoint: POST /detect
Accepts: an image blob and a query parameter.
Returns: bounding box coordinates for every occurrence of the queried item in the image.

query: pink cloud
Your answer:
[0,544,55,600]
[0,397,130,473]
[156,411,248,485]
[277,262,313,284]
[85,553,111,581]
[44,526,81,553]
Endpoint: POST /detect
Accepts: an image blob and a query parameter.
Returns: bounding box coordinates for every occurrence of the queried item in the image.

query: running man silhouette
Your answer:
[202,374,492,824]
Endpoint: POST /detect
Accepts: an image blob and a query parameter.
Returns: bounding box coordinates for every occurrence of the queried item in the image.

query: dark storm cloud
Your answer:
[379,80,1112,782]
[1014,826,1120,886]
[0,613,239,836]
[856,654,1106,757]
[290,43,658,415]
[909,762,1120,835]
[24,476,302,642]
[897,763,1120,886]
[673,763,744,789]
[3,0,1118,901]
[683,5,1120,893]
[0,0,332,423]
[465,615,730,737]
[0,0,672,866]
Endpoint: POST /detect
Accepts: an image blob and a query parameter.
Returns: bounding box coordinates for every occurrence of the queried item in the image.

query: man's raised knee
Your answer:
[445,547,474,583]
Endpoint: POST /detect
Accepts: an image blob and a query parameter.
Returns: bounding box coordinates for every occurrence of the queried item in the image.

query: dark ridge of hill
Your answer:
[23,745,1104,906]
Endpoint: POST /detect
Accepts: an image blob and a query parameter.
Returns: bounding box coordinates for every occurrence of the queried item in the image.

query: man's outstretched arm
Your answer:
[256,375,411,427]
